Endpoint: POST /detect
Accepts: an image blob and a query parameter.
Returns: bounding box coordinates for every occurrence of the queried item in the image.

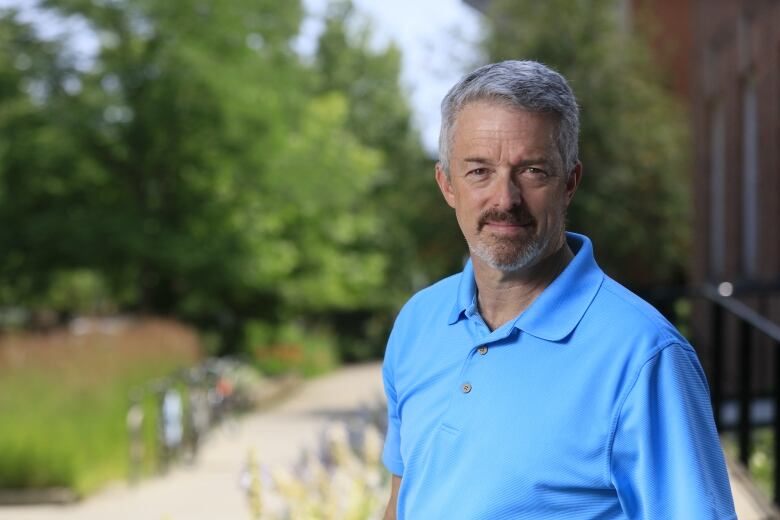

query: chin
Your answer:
[472,241,544,272]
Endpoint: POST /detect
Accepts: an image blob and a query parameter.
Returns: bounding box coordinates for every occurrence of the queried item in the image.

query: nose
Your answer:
[492,170,522,209]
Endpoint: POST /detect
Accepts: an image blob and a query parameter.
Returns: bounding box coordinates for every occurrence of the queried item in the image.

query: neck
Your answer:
[472,239,574,331]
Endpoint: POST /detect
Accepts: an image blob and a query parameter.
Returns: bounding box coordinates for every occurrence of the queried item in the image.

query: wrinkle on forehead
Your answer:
[451,102,559,169]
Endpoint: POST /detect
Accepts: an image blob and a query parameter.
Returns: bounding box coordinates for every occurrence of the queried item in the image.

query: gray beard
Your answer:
[469,232,549,272]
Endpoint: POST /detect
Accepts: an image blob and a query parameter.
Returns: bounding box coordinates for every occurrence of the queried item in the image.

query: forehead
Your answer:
[450,101,557,157]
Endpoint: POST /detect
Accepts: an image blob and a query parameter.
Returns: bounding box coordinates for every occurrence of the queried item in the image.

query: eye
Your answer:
[467,167,491,178]
[521,167,550,179]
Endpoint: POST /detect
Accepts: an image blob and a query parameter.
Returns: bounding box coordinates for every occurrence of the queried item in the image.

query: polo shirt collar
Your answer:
[448,257,477,325]
[447,232,604,342]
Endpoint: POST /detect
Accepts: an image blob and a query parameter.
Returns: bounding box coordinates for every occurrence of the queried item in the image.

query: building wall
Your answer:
[694,0,780,286]
[693,0,780,396]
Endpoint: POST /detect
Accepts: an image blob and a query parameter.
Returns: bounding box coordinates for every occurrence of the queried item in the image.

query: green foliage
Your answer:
[0,371,128,492]
[0,0,442,356]
[0,320,201,493]
[313,0,465,309]
[45,269,113,314]
[483,0,691,284]
[722,429,775,501]
[245,320,339,377]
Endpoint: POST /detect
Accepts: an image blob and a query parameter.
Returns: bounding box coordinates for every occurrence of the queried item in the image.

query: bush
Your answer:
[245,321,339,378]
[0,318,202,494]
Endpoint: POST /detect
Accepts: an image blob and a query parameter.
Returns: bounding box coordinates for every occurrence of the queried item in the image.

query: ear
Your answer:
[564,161,582,206]
[435,162,457,209]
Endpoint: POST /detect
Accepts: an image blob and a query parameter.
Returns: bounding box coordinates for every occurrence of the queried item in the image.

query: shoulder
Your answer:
[592,275,688,350]
[394,271,462,326]
[574,275,695,392]
[384,270,462,361]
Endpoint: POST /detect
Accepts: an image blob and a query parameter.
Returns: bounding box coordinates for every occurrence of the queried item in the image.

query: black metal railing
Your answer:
[702,281,780,505]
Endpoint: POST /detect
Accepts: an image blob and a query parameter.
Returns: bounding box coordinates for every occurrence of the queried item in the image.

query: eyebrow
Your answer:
[462,157,552,167]
[462,157,491,164]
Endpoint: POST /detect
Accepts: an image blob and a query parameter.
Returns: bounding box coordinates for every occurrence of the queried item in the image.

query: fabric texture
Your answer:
[382,232,736,519]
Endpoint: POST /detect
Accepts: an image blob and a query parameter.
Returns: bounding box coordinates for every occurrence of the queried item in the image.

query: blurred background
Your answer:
[0,0,777,518]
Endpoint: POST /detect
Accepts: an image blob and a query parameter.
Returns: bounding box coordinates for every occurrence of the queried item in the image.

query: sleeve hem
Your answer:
[383,455,404,477]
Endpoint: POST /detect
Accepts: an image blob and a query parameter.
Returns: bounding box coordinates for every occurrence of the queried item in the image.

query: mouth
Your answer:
[481,220,534,235]
[484,220,532,227]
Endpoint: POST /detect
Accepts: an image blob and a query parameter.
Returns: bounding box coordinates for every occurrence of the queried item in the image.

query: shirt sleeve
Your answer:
[382,360,404,476]
[382,323,405,476]
[610,343,737,519]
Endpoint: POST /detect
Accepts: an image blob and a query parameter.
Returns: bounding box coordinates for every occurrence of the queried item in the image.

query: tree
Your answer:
[0,11,90,309]
[482,0,690,285]
[0,1,391,350]
[306,1,468,358]
[314,0,465,293]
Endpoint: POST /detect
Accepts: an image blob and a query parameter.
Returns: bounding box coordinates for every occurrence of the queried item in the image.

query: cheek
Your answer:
[453,205,481,237]
[453,207,472,231]
[538,201,568,227]
[529,192,567,215]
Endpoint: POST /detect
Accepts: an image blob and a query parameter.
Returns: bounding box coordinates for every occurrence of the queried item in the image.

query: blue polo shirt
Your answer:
[382,233,736,519]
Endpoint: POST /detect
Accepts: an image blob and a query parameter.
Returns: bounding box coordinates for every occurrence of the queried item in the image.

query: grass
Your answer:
[0,318,202,496]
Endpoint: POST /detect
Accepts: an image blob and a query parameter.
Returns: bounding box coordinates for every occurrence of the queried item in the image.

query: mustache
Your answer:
[477,206,535,231]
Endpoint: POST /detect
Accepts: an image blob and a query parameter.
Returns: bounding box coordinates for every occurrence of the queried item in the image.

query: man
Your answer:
[382,61,736,519]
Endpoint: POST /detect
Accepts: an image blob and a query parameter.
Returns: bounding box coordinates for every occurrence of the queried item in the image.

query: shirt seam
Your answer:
[600,281,680,343]
[604,340,688,485]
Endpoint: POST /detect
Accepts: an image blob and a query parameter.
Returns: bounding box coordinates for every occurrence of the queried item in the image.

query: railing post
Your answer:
[739,319,752,467]
[711,302,723,428]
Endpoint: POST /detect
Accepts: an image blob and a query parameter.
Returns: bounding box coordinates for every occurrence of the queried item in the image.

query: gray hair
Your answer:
[438,60,579,177]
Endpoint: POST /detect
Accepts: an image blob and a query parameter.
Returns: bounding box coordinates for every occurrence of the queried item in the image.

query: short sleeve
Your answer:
[610,344,737,519]
[382,325,404,476]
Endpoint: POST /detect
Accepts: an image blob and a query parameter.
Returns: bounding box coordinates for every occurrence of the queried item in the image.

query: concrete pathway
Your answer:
[727,453,780,519]
[0,361,774,519]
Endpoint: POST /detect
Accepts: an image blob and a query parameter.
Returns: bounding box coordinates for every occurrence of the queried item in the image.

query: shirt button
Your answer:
[462,383,472,394]
[477,346,488,355]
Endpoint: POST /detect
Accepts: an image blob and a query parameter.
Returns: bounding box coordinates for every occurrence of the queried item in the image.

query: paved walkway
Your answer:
[0,362,774,519]
[727,453,779,519]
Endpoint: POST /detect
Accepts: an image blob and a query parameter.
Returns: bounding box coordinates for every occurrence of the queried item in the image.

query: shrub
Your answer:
[245,321,339,377]
[0,318,201,494]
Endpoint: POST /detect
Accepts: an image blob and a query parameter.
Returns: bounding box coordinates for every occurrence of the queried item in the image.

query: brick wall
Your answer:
[692,0,780,396]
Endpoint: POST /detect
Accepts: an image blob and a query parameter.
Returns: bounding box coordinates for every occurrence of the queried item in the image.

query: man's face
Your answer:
[435,101,581,272]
